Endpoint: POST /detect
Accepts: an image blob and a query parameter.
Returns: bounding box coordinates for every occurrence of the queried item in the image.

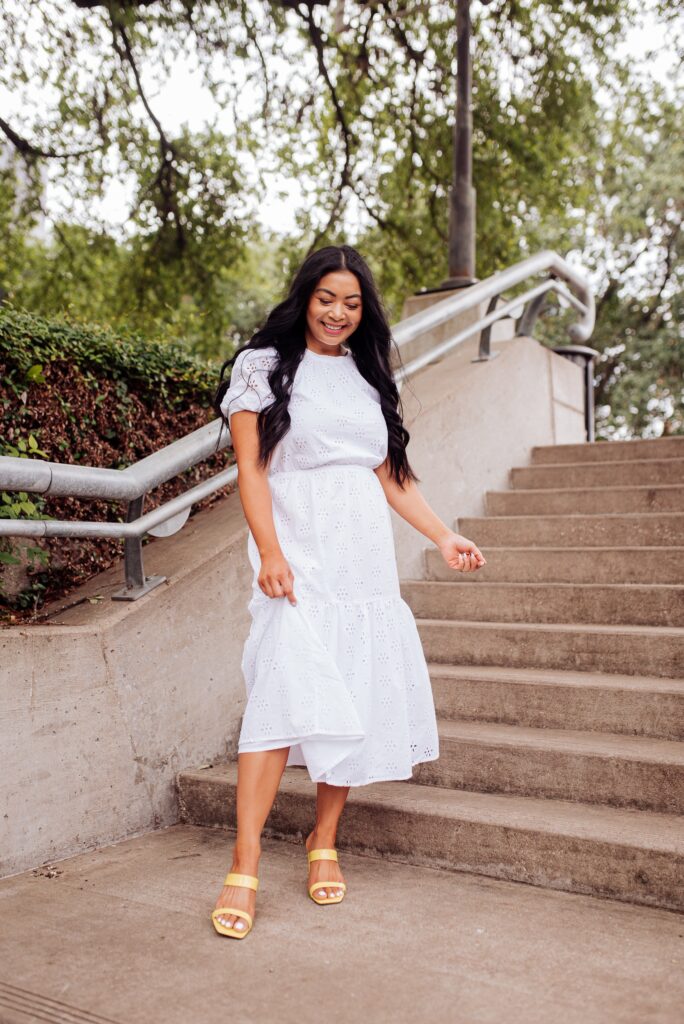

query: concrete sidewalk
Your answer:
[0,825,681,1024]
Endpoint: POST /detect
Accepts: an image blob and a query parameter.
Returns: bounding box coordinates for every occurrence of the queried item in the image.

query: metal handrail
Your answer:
[397,278,589,387]
[0,250,595,600]
[392,249,594,354]
[0,419,228,500]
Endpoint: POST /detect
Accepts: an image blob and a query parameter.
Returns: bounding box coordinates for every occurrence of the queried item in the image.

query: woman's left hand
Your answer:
[438,531,486,573]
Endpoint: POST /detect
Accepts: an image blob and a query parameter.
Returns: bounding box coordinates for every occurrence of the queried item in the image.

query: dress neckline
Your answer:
[304,346,350,360]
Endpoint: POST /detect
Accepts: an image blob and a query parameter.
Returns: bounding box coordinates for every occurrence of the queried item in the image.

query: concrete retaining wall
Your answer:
[0,332,584,877]
[1,500,253,878]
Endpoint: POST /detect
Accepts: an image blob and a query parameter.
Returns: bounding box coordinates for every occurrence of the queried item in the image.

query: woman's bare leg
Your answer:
[305,782,350,900]
[214,746,290,931]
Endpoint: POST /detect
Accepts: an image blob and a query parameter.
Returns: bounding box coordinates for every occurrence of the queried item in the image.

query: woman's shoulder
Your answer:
[221,345,279,419]
[233,344,280,372]
[230,346,281,388]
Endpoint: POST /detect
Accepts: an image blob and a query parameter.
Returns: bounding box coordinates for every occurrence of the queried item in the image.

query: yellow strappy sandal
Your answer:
[211,872,259,938]
[307,848,347,905]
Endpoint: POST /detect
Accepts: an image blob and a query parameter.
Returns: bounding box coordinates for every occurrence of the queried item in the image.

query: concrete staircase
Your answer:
[177,437,684,912]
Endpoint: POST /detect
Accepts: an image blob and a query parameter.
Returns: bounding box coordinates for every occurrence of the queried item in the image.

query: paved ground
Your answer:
[0,824,682,1024]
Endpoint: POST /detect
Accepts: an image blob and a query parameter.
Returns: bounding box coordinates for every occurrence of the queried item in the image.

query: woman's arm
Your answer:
[230,411,297,603]
[373,457,486,573]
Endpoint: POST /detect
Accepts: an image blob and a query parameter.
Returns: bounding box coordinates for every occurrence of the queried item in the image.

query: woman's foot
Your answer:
[305,829,345,901]
[214,846,261,934]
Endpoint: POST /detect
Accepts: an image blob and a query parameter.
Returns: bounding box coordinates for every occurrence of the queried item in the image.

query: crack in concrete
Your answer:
[98,633,158,825]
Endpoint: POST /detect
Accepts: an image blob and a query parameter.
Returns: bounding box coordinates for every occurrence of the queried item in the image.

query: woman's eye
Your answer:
[318,299,359,311]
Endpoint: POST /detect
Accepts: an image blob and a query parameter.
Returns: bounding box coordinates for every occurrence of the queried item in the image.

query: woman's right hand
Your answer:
[258,552,297,605]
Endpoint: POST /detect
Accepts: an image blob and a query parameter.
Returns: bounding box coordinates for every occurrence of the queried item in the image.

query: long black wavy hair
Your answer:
[213,244,420,488]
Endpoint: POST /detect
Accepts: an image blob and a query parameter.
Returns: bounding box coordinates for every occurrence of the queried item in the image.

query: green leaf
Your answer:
[25,364,45,382]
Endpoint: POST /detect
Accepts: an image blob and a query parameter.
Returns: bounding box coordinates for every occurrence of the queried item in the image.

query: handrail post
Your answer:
[473,294,501,361]
[516,291,549,339]
[112,493,166,601]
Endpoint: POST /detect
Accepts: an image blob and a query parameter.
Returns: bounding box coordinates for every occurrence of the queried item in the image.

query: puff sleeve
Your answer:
[219,346,278,427]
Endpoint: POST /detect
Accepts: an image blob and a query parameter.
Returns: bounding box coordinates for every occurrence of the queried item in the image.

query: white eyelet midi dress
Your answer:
[220,343,439,787]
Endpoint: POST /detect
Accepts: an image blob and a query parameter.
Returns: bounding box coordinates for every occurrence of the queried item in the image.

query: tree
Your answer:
[1,1,632,286]
[1,1,680,436]
[574,81,683,437]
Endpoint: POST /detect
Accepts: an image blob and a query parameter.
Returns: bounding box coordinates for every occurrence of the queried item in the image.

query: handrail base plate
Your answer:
[112,575,166,602]
[471,351,501,364]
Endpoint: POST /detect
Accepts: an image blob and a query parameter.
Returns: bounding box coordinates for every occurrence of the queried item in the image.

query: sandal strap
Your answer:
[223,872,259,890]
[309,881,346,897]
[212,907,253,927]
[307,848,338,863]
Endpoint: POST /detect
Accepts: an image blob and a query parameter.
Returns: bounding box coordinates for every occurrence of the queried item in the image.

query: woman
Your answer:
[211,244,485,939]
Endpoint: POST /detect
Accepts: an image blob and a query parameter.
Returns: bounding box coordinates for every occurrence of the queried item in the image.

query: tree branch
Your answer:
[72,0,159,8]
[301,5,354,247]
[0,117,95,160]
[639,216,682,324]
[113,22,173,155]
[380,1,426,65]
[110,16,186,251]
[240,0,272,121]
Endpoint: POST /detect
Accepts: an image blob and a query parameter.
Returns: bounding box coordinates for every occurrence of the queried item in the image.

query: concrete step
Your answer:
[424,545,684,584]
[413,720,684,814]
[416,618,684,678]
[486,485,684,516]
[176,764,684,912]
[531,437,684,464]
[401,580,684,627]
[455,513,684,548]
[426,664,684,740]
[511,459,684,490]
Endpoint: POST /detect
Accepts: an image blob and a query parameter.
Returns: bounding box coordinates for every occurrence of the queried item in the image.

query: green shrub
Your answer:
[0,305,231,621]
[0,307,217,408]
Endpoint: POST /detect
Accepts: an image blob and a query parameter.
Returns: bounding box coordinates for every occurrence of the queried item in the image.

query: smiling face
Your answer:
[304,270,364,353]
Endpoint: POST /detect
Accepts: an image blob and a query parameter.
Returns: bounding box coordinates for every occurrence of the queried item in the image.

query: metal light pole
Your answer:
[442,0,476,288]
[439,0,496,290]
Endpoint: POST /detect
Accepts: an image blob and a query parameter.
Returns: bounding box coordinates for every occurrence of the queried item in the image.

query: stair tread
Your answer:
[517,458,684,470]
[425,662,684,693]
[417,617,684,639]
[407,580,684,592]
[181,764,684,853]
[462,545,684,552]
[534,438,684,449]
[459,512,684,522]
[488,484,684,495]
[435,718,684,762]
